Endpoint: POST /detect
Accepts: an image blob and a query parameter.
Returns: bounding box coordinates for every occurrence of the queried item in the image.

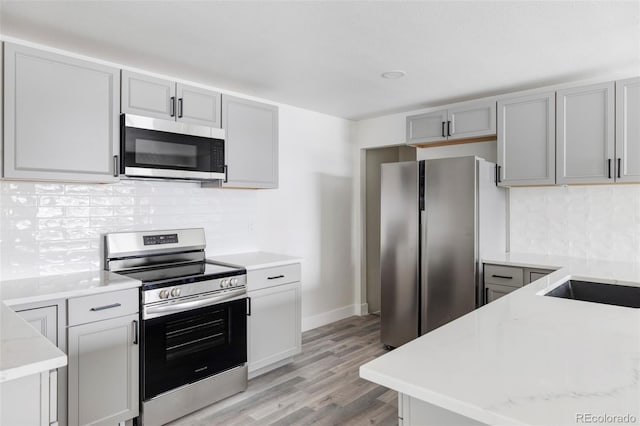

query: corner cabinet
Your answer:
[3,43,120,182]
[406,100,496,145]
[615,77,640,183]
[497,91,556,186]
[247,263,301,378]
[121,70,221,128]
[483,263,554,304]
[214,95,279,189]
[67,289,139,426]
[556,82,615,184]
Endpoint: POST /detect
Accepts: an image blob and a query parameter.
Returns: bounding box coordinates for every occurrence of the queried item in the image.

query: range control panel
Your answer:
[143,233,179,246]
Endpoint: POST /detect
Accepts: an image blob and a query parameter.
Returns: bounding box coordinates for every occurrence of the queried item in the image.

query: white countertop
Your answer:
[359,253,640,426]
[0,270,141,383]
[0,270,142,306]
[207,251,301,270]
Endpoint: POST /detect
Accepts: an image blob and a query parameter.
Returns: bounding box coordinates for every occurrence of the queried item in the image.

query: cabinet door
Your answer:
[221,95,279,188]
[497,92,556,186]
[556,82,615,184]
[615,77,640,183]
[485,283,515,304]
[121,70,175,120]
[176,83,221,128]
[448,101,496,140]
[406,110,448,145]
[16,306,58,346]
[68,314,139,426]
[3,43,120,182]
[248,282,301,375]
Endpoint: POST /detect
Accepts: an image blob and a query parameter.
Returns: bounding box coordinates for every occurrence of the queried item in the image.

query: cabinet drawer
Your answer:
[68,288,139,326]
[247,263,301,291]
[484,264,524,288]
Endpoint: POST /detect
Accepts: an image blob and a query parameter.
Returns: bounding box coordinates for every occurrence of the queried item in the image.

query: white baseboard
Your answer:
[302,304,358,332]
[357,303,369,315]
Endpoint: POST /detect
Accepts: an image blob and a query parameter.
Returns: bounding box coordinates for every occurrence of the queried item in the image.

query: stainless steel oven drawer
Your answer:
[68,288,139,326]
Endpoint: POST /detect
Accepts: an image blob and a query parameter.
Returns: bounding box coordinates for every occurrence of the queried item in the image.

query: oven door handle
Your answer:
[143,289,247,319]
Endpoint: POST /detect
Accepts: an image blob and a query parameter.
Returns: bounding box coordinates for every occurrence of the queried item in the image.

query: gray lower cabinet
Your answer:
[556,82,615,184]
[215,95,279,189]
[247,263,301,378]
[1,371,55,426]
[121,70,221,127]
[399,393,486,426]
[406,101,496,145]
[615,77,640,183]
[485,283,515,303]
[15,301,67,426]
[484,263,555,304]
[3,43,120,182]
[67,289,139,426]
[497,91,556,186]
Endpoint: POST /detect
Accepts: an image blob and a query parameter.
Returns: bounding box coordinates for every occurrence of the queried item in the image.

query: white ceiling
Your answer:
[1,1,639,120]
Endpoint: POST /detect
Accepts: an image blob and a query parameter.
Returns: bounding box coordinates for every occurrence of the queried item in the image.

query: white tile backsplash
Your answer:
[0,179,258,280]
[509,185,640,262]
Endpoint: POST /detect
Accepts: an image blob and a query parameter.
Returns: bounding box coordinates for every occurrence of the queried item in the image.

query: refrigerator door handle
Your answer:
[419,209,428,335]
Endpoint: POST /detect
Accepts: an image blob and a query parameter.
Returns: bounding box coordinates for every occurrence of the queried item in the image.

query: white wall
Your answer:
[0,38,357,330]
[254,105,356,329]
[509,185,640,262]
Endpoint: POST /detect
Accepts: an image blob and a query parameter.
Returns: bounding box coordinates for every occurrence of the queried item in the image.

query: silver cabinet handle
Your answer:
[170,96,175,117]
[178,98,183,118]
[441,122,446,138]
[608,158,612,179]
[132,320,138,345]
[491,274,512,279]
[617,158,621,179]
[267,275,284,280]
[90,303,121,311]
[447,120,452,136]
[113,155,119,177]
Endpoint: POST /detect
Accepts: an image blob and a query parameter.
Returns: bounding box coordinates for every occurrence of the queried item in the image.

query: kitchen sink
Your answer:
[545,280,640,308]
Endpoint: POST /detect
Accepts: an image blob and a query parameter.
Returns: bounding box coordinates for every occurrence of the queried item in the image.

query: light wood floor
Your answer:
[168,314,397,426]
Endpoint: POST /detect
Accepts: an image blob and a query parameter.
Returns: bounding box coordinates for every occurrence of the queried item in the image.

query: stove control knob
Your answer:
[159,289,170,299]
[231,278,238,285]
[171,288,181,297]
[220,279,228,288]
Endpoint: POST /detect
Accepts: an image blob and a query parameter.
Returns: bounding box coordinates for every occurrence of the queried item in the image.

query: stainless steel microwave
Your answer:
[120,114,226,181]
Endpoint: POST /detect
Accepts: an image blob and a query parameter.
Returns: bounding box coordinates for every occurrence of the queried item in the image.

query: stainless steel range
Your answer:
[104,228,249,426]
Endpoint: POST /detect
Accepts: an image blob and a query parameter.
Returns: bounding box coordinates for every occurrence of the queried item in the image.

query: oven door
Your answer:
[121,114,225,181]
[141,297,247,400]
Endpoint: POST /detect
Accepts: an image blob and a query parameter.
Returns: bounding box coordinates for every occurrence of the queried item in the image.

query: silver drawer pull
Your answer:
[491,274,513,280]
[267,275,284,280]
[90,303,122,311]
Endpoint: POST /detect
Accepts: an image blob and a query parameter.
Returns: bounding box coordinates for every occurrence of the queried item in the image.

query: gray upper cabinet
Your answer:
[176,83,222,127]
[219,95,279,189]
[122,71,221,127]
[556,82,615,184]
[121,70,175,119]
[615,77,640,183]
[406,101,496,145]
[448,101,496,140]
[3,43,120,182]
[497,91,556,186]
[406,110,448,144]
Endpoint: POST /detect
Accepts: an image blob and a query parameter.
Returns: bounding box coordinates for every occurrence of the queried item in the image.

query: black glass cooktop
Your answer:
[120,261,245,289]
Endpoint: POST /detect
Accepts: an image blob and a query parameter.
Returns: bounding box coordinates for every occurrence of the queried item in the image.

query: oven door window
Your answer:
[123,126,224,173]
[142,298,247,400]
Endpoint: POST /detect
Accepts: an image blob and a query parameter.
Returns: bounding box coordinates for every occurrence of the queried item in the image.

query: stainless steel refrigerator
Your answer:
[380,156,505,348]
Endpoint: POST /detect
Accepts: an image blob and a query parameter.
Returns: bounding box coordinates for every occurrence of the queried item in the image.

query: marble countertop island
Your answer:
[359,253,640,426]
